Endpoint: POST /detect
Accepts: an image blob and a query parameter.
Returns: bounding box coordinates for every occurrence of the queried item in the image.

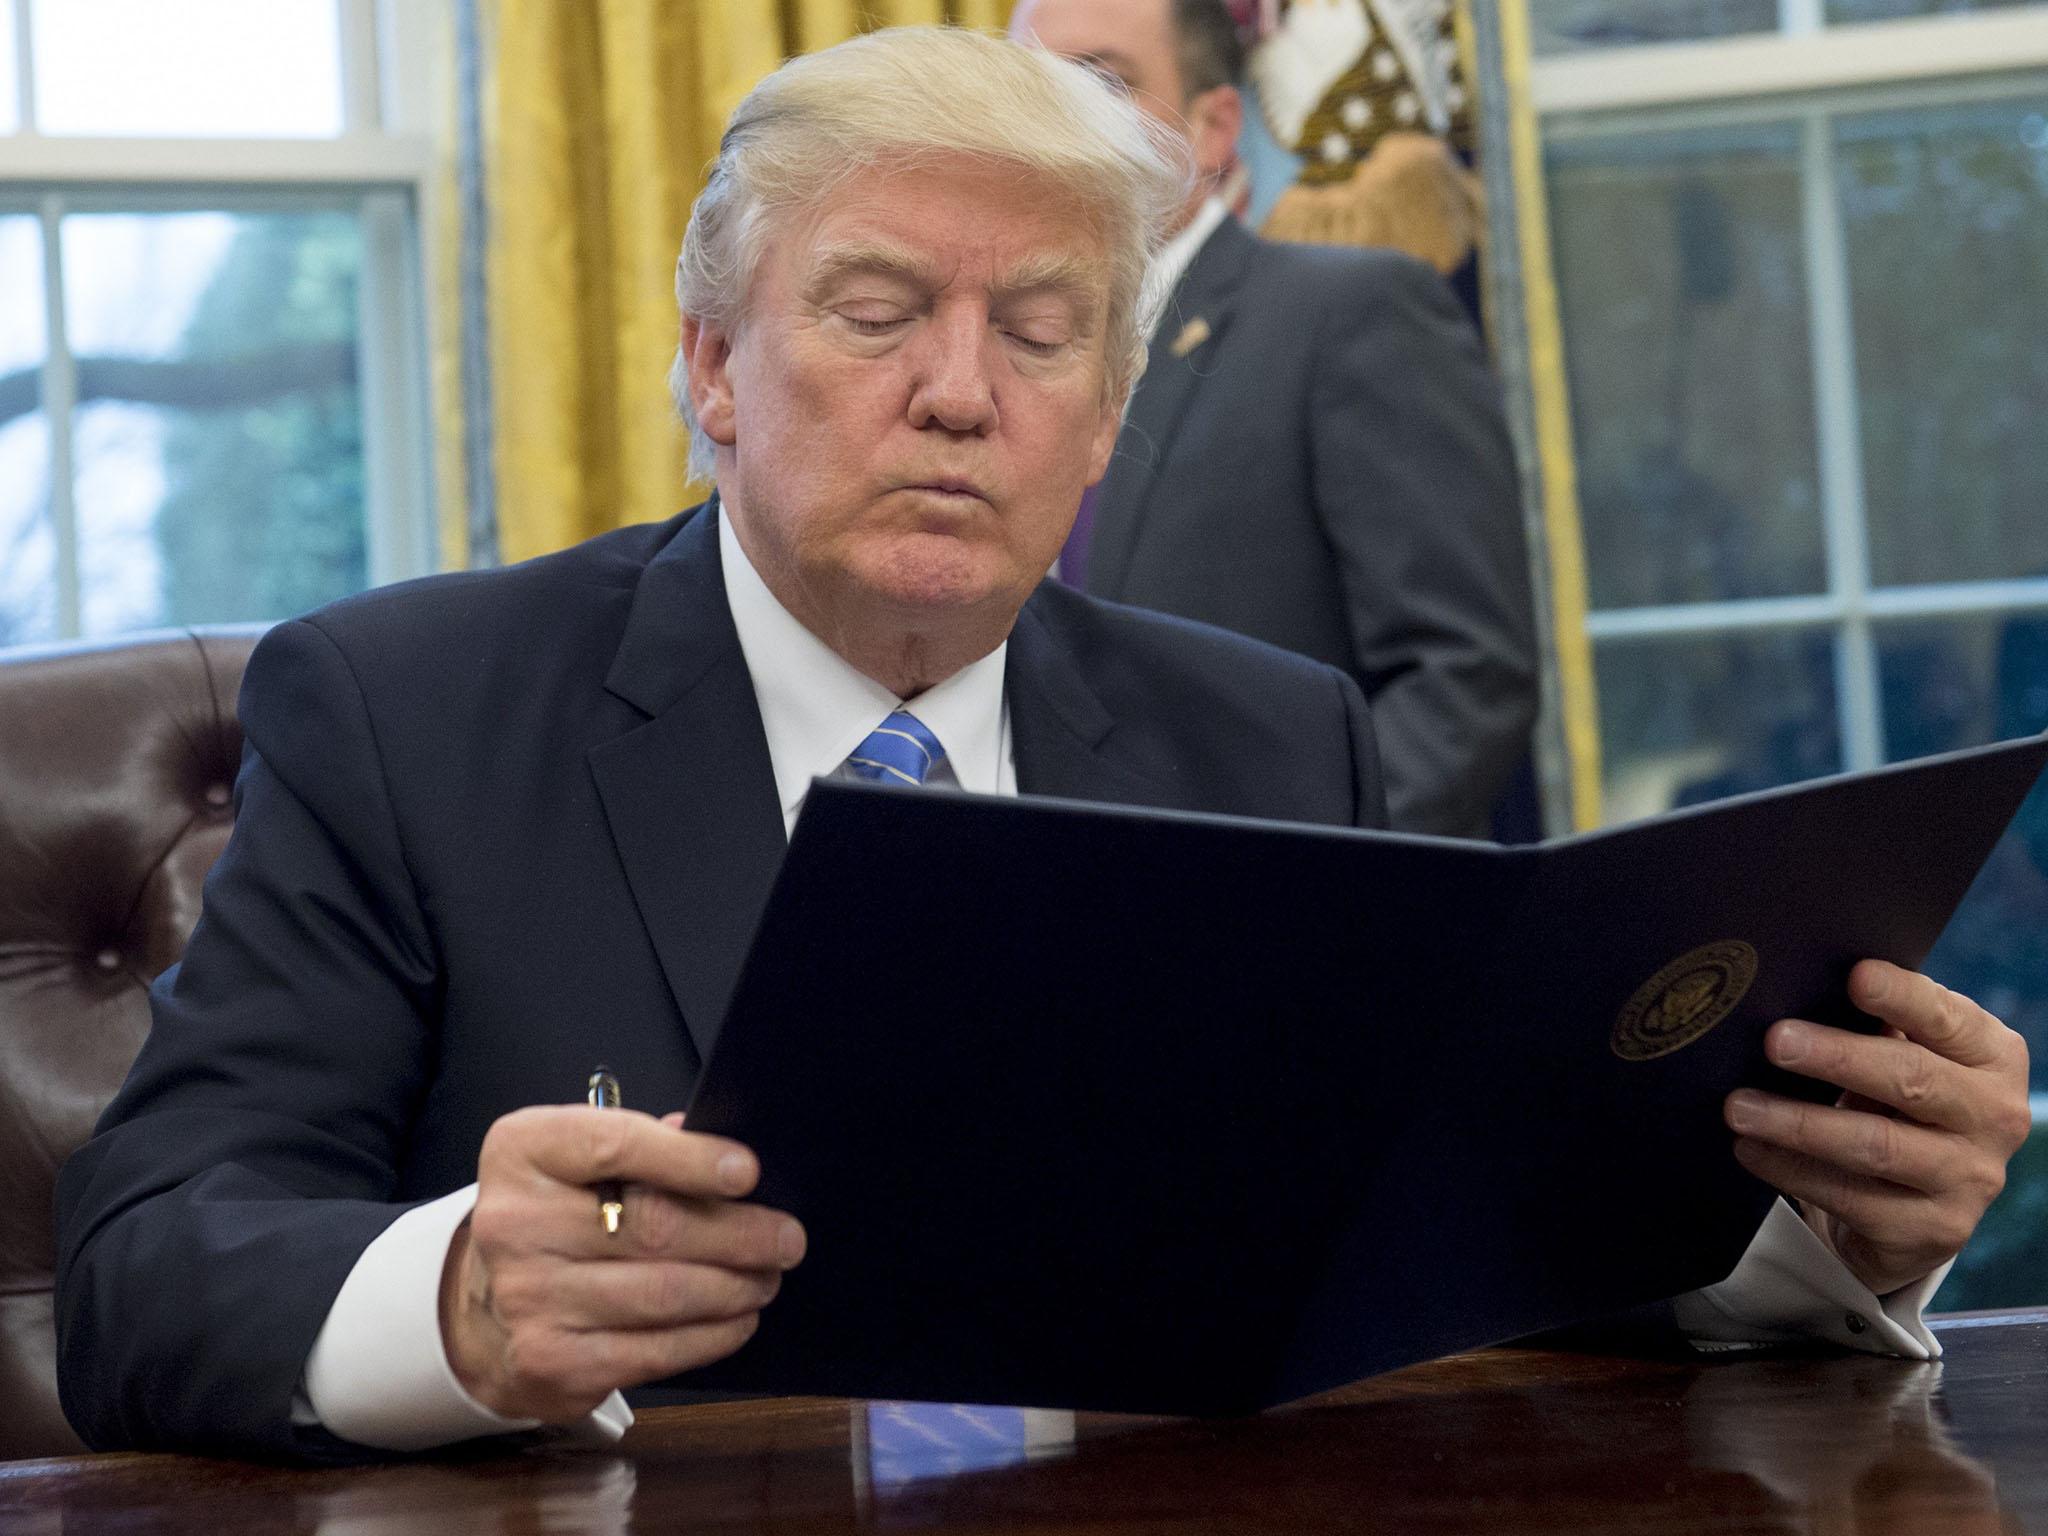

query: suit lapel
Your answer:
[589,504,786,1067]
[1007,592,1181,808]
[1087,217,1257,598]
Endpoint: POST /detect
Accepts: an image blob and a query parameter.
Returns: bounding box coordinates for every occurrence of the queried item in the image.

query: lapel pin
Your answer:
[1169,316,1211,359]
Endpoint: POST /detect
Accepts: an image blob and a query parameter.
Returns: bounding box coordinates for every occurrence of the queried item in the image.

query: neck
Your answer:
[828,619,1011,699]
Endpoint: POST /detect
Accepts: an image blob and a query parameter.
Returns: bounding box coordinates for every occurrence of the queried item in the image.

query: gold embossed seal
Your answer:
[1611,941,1759,1062]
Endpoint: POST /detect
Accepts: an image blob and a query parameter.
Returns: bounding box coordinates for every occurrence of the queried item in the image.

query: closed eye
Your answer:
[845,315,909,336]
[1004,330,1065,356]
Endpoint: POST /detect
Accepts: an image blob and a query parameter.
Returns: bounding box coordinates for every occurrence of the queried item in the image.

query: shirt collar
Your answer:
[717,505,1010,835]
[1144,196,1230,317]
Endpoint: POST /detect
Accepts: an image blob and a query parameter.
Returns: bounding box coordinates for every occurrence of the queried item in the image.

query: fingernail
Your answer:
[718,1151,753,1191]
[1771,1021,1809,1064]
[1726,1090,1765,1132]
[779,1220,807,1268]
[1859,963,1889,1003]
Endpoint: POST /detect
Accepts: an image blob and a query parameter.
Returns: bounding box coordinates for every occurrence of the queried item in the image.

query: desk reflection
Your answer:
[298,1456,638,1536]
[1687,1357,2019,1536]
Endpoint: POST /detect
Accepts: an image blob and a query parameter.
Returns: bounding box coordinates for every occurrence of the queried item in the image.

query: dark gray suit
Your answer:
[1084,216,1536,839]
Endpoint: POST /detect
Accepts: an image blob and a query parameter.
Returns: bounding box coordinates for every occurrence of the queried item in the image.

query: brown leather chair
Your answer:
[0,626,263,1460]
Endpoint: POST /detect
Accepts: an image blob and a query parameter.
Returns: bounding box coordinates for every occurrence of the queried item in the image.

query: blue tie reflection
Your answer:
[862,1402,1073,1491]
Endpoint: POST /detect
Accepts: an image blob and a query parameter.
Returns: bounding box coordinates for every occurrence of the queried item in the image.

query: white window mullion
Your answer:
[38,193,78,639]
[1798,111,1885,772]
[11,0,34,132]
[357,189,433,588]
[336,0,383,135]
[1779,0,1825,38]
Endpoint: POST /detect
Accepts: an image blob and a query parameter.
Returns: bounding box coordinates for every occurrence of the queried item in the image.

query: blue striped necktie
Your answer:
[846,710,946,787]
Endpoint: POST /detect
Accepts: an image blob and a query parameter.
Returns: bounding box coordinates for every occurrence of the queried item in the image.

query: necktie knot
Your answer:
[847,710,946,787]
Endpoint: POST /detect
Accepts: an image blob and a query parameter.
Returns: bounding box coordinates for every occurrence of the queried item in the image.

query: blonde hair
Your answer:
[671,25,1193,480]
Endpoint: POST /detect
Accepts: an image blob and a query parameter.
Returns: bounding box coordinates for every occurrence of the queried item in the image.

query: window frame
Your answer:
[1528,7,2048,781]
[0,0,442,640]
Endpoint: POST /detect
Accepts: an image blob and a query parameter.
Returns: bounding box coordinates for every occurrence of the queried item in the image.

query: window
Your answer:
[0,0,439,646]
[1530,2,2048,1306]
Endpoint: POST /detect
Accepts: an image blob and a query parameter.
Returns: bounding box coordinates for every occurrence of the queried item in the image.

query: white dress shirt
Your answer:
[295,508,1943,1452]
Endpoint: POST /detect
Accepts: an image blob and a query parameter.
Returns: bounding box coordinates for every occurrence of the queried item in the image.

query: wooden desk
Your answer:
[7,1313,2046,1534]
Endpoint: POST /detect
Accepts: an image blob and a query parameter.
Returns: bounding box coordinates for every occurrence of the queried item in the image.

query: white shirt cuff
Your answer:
[1672,1197,1951,1360]
[294,1183,633,1451]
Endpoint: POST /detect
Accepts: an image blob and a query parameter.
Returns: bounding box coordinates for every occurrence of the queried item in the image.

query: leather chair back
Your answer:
[0,627,262,1460]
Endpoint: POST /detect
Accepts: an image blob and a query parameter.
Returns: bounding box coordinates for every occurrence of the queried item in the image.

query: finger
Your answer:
[560,1186,807,1270]
[483,1104,761,1200]
[1725,1089,1976,1196]
[1759,1022,1981,1133]
[1847,961,2013,1072]
[498,1313,764,1413]
[660,1111,686,1129]
[491,1257,781,1332]
[585,1313,765,1389]
[1731,1139,1975,1266]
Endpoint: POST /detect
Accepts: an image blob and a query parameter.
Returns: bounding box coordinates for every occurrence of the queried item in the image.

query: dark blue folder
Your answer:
[680,733,2048,1414]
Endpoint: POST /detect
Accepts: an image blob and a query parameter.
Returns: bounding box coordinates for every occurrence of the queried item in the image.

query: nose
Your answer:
[906,305,998,435]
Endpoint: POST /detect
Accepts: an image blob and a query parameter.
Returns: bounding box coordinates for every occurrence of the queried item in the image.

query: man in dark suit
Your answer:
[53,27,1380,1462]
[54,24,2033,1464]
[1011,0,1537,839]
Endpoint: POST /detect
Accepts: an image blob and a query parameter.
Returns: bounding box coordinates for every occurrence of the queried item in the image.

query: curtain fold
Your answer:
[480,0,1010,563]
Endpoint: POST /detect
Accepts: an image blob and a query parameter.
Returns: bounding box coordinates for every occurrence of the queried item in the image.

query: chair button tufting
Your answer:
[94,948,124,973]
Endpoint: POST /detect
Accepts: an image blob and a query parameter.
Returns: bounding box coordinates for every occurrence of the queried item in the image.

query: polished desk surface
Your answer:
[6,1312,2046,1534]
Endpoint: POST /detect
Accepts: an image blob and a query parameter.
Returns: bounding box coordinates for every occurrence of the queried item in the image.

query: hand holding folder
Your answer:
[1728,956,2031,1297]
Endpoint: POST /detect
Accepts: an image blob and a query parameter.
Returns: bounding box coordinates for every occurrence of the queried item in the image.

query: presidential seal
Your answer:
[1611,941,1759,1062]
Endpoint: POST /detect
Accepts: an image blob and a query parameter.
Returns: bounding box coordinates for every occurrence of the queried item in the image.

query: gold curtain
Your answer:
[480,0,1010,564]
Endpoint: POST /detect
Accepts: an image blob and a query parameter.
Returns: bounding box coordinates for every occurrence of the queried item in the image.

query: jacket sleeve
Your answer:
[1309,252,1539,839]
[54,617,442,1461]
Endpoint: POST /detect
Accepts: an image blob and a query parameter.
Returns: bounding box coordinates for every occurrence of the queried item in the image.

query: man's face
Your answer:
[1009,0,1241,211]
[684,156,1123,665]
[1009,0,1188,116]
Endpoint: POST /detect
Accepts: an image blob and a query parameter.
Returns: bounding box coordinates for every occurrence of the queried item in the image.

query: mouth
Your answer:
[900,478,990,503]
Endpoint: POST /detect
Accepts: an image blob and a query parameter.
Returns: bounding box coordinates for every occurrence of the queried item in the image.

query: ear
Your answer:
[680,312,738,446]
[1184,83,1244,187]
[1084,388,1124,487]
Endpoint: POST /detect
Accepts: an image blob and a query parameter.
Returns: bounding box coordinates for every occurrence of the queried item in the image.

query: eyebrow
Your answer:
[804,243,944,297]
[1068,48,1140,85]
[804,243,1105,319]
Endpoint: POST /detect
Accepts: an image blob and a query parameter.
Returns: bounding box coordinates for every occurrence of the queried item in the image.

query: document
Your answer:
[680,734,2048,1414]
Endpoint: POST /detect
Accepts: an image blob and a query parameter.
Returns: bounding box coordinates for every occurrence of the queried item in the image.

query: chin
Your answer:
[859,535,1024,615]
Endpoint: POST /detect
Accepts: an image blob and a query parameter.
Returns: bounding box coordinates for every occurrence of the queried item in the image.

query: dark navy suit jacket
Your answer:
[54,503,1386,1459]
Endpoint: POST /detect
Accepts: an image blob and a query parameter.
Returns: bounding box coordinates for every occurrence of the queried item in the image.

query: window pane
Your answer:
[0,213,51,647]
[0,0,18,134]
[1839,90,2048,588]
[30,0,342,138]
[1529,0,1776,56]
[1551,125,1826,609]
[1830,0,2042,20]
[1876,614,2048,1089]
[1595,629,1841,823]
[61,209,366,635]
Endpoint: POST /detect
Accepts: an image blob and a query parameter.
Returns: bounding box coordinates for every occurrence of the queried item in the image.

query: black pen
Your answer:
[587,1066,625,1235]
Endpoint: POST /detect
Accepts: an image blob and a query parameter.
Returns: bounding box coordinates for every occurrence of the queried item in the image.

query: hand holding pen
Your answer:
[433,1070,807,1424]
